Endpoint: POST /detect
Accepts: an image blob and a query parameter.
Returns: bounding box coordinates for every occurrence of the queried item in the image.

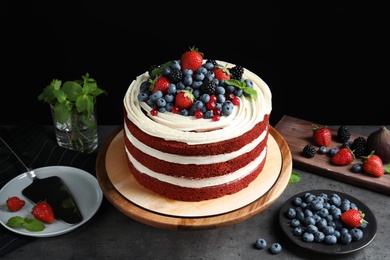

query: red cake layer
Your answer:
[123,108,270,156]
[124,130,269,178]
[126,156,267,202]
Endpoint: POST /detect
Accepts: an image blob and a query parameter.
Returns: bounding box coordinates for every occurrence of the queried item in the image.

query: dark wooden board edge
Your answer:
[274,115,390,195]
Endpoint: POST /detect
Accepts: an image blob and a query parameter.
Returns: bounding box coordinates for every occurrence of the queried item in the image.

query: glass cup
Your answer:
[50,102,98,153]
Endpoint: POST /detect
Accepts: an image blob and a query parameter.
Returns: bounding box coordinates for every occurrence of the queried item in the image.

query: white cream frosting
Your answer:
[123,60,272,145]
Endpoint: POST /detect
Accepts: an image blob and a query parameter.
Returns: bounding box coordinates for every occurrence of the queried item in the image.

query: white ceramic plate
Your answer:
[0,166,103,237]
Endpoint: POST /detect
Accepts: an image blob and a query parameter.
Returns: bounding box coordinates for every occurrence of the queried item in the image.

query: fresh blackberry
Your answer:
[337,125,351,142]
[349,137,367,158]
[200,80,217,95]
[168,69,183,83]
[230,65,244,80]
[303,144,316,158]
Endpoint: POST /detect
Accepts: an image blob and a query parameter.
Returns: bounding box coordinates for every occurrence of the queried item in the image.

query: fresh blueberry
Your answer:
[318,146,327,154]
[318,208,329,218]
[290,219,300,228]
[340,232,352,244]
[293,227,303,236]
[156,97,166,107]
[255,238,267,249]
[306,224,319,234]
[342,141,352,147]
[269,243,282,254]
[137,93,149,102]
[314,231,325,242]
[351,163,363,173]
[293,197,302,206]
[350,228,364,241]
[324,234,337,245]
[302,232,314,243]
[286,208,296,219]
[328,148,339,157]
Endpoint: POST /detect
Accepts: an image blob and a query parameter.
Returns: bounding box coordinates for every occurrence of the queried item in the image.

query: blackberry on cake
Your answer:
[123,47,272,201]
[229,65,244,80]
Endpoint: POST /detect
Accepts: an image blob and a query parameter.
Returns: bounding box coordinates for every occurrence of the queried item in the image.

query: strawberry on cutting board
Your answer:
[312,124,332,147]
[180,46,203,71]
[361,151,384,177]
[341,208,367,228]
[332,147,355,166]
[6,196,25,212]
[32,201,55,224]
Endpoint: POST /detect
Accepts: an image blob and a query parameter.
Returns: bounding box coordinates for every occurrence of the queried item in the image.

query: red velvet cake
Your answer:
[123,49,272,201]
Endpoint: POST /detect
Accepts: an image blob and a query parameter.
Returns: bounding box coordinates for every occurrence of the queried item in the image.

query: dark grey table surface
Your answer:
[2,125,389,260]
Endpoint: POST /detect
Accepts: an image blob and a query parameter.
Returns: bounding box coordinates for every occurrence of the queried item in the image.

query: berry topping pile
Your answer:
[137,46,257,121]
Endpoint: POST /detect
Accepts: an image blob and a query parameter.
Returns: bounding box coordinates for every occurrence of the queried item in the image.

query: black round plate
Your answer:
[279,189,377,255]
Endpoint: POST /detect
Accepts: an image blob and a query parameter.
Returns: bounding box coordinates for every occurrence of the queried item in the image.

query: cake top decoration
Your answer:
[136,46,257,122]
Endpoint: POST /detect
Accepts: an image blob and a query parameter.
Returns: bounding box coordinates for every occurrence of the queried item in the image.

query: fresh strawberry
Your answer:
[6,196,25,212]
[32,201,55,224]
[341,209,367,228]
[149,75,171,95]
[312,124,332,147]
[213,65,231,81]
[362,151,384,177]
[332,147,355,165]
[180,46,203,71]
[175,90,194,110]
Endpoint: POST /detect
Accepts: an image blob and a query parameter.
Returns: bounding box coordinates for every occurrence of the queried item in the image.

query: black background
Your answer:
[1,1,387,127]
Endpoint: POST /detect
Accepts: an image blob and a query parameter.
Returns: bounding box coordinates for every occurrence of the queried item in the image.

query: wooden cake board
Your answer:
[96,126,292,230]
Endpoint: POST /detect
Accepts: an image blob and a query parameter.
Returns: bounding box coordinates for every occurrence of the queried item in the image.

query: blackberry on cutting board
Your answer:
[303,144,316,158]
[350,137,368,158]
[337,125,351,142]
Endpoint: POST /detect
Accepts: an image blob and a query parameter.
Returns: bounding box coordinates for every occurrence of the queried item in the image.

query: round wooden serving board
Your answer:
[96,126,292,230]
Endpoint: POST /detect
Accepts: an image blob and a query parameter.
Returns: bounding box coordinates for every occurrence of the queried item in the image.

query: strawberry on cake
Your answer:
[123,47,272,201]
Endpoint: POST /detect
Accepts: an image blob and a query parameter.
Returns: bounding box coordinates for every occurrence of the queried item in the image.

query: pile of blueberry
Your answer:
[285,192,366,245]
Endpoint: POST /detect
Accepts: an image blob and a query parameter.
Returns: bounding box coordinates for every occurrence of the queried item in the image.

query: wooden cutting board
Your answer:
[274,115,390,195]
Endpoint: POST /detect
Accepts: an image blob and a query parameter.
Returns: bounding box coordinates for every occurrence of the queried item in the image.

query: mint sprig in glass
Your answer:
[38,73,107,153]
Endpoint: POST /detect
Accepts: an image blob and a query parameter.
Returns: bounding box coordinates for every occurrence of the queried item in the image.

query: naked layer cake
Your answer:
[123,47,272,201]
